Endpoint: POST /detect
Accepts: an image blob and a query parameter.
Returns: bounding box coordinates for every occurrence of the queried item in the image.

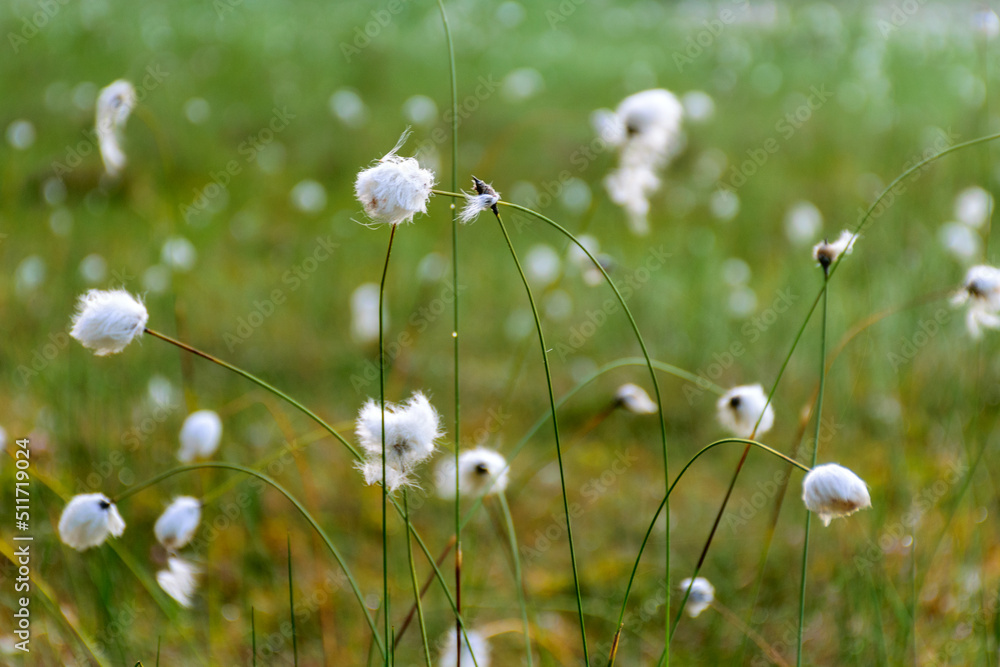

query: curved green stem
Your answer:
[403,490,433,666]
[493,209,590,663]
[113,462,385,659]
[499,491,534,666]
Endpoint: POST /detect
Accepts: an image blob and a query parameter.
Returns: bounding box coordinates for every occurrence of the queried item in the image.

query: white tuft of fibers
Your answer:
[716,384,775,438]
[951,264,1000,338]
[355,391,443,492]
[95,80,137,178]
[811,230,857,269]
[679,576,715,618]
[156,556,200,608]
[178,410,223,463]
[354,130,435,226]
[58,493,126,551]
[615,383,658,415]
[154,496,202,551]
[802,463,872,526]
[435,447,509,499]
[70,289,148,356]
[438,629,490,667]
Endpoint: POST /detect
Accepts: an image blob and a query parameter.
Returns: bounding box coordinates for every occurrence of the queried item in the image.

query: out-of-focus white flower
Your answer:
[436,448,509,499]
[717,384,775,438]
[802,463,872,526]
[459,177,500,224]
[955,186,993,228]
[951,264,1000,338]
[178,410,223,463]
[58,493,126,551]
[154,497,201,551]
[350,282,383,345]
[604,165,660,235]
[615,383,658,415]
[355,131,435,226]
[355,392,443,492]
[70,289,148,356]
[939,222,980,261]
[812,230,857,270]
[438,629,490,667]
[95,80,137,178]
[679,577,714,618]
[156,557,200,608]
[525,244,562,287]
[784,200,823,246]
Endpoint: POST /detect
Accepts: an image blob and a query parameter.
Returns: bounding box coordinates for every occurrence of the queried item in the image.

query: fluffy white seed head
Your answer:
[95,80,137,178]
[58,493,126,551]
[952,264,1000,338]
[350,282,382,345]
[458,176,500,224]
[438,629,490,667]
[355,132,435,226]
[178,410,223,463]
[802,463,872,526]
[154,496,202,551]
[603,165,660,236]
[615,383,658,415]
[355,392,443,492]
[70,289,148,356]
[436,448,509,499]
[717,384,775,438]
[812,230,857,270]
[679,577,715,618]
[156,556,200,608]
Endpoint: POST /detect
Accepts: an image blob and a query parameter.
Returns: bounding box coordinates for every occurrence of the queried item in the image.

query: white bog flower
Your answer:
[95,79,137,178]
[354,131,435,226]
[604,165,660,236]
[615,383,658,415]
[436,448,509,499]
[802,463,872,526]
[812,230,857,270]
[70,289,148,356]
[355,392,443,492]
[438,629,490,667]
[717,384,775,438]
[58,493,126,551]
[156,556,200,608]
[154,496,201,551]
[178,410,223,463]
[350,282,382,345]
[952,264,1000,338]
[459,177,500,224]
[679,577,715,618]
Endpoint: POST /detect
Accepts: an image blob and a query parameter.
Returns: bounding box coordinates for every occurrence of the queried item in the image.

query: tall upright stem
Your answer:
[378,224,398,666]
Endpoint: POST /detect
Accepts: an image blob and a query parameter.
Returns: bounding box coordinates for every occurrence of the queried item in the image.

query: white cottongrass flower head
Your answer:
[679,576,715,618]
[58,493,126,551]
[812,230,857,271]
[717,384,775,438]
[154,496,201,551]
[436,447,509,499]
[802,463,872,526]
[615,383,658,415]
[438,628,490,667]
[356,392,443,492]
[354,130,435,226]
[458,176,500,224]
[95,79,137,178]
[350,282,383,345]
[951,264,1000,338]
[70,289,148,356]
[954,186,993,229]
[178,410,223,463]
[156,556,200,608]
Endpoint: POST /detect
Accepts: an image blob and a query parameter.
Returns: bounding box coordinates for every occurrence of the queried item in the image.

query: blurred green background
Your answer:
[2,0,1000,664]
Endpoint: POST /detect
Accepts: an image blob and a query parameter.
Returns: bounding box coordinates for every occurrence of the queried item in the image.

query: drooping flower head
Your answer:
[95,79,137,178]
[355,392,443,492]
[178,410,223,463]
[438,629,490,667]
[458,176,500,224]
[156,556,200,608]
[70,289,148,356]
[812,230,858,271]
[717,384,775,438]
[951,264,1000,338]
[354,130,435,226]
[802,463,872,526]
[58,493,126,551]
[615,383,658,415]
[154,496,202,551]
[679,576,715,618]
[436,447,509,499]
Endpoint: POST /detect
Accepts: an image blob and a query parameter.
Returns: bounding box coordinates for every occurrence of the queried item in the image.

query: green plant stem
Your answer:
[498,492,534,666]
[608,438,810,665]
[113,462,385,659]
[403,490,433,667]
[287,535,298,667]
[493,209,590,664]
[378,223,398,667]
[796,272,829,666]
